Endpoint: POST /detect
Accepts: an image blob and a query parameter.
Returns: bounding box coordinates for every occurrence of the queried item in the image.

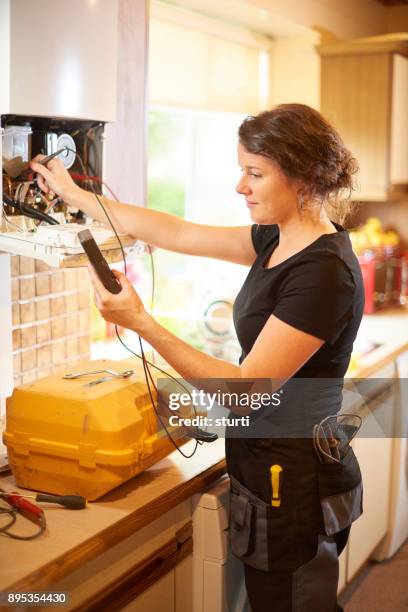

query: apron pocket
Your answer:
[318,446,361,497]
[320,482,363,535]
[317,447,363,536]
[230,490,253,557]
[229,475,296,572]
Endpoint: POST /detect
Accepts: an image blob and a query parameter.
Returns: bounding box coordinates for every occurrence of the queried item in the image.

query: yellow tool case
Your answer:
[3,359,186,500]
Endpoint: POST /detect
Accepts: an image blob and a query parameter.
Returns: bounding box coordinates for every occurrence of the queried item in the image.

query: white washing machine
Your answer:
[373,349,408,560]
[192,476,249,612]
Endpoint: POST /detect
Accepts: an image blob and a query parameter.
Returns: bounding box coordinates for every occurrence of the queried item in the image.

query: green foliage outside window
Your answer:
[148,179,185,218]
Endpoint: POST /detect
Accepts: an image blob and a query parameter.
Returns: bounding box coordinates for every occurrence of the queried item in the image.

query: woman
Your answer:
[31,103,364,611]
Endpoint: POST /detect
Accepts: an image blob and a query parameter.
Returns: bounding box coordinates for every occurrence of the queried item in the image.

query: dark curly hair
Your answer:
[238,103,359,225]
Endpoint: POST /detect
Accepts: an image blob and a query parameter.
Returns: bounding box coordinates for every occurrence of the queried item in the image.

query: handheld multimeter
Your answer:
[78,229,122,294]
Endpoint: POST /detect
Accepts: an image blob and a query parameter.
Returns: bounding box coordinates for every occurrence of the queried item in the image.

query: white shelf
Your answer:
[0,221,148,267]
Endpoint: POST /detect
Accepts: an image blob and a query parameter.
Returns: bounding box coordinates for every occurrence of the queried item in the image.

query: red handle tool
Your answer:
[2,492,45,527]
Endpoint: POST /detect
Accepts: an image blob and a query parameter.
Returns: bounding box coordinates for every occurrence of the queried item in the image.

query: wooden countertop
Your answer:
[350,339,408,378]
[0,439,227,593]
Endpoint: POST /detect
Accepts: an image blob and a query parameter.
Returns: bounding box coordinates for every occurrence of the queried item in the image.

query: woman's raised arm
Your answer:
[30,157,256,266]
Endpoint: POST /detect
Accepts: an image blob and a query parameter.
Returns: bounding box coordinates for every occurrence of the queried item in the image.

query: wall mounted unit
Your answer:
[0,0,118,121]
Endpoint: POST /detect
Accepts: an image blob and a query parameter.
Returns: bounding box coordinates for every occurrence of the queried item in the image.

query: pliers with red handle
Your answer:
[0,489,46,540]
[0,490,46,527]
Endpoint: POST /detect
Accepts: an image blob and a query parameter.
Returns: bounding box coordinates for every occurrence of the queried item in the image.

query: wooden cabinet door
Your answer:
[390,54,408,186]
[321,52,393,201]
[121,571,175,612]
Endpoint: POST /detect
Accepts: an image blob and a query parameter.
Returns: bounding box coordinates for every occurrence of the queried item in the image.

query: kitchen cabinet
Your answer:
[318,36,408,201]
[45,500,193,611]
[121,572,175,612]
[346,363,395,580]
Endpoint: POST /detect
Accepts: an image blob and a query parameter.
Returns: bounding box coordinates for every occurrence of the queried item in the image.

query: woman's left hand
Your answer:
[88,266,149,333]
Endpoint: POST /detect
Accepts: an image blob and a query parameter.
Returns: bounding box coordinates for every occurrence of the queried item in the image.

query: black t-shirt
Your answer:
[226,224,364,507]
[233,223,365,378]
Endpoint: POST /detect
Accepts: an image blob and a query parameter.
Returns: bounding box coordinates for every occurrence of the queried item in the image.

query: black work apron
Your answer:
[225,436,362,611]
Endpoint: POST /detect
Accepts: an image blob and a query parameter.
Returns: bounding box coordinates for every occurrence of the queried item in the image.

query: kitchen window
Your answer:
[91,2,271,360]
[141,2,271,360]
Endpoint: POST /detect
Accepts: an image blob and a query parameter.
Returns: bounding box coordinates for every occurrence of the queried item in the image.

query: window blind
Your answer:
[148,13,270,113]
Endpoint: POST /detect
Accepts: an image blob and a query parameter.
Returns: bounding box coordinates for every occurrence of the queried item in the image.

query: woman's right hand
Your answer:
[30,155,81,203]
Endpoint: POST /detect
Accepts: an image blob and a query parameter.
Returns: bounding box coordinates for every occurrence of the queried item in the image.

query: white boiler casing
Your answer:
[0,0,118,121]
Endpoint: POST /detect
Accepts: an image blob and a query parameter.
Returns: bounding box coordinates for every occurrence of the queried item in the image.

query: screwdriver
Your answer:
[37,147,70,166]
[270,464,283,508]
[38,493,87,509]
[24,492,87,509]
[20,147,69,177]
